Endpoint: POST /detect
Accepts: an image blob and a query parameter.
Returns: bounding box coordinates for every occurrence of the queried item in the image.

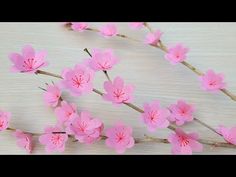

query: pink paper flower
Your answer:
[103,76,135,104]
[145,30,163,46]
[66,111,103,144]
[39,126,68,153]
[87,48,119,71]
[71,22,88,32]
[61,64,95,97]
[105,122,134,154]
[141,100,170,132]
[168,100,195,126]
[199,69,226,92]
[55,101,78,126]
[43,84,61,107]
[99,23,118,37]
[128,22,144,29]
[168,128,203,155]
[13,130,33,153]
[165,43,189,64]
[217,125,236,145]
[0,110,11,131]
[9,45,48,73]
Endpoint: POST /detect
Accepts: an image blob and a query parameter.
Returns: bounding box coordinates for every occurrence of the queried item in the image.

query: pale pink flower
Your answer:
[128,22,144,29]
[55,101,78,126]
[71,22,88,32]
[199,69,226,92]
[168,128,203,155]
[168,100,195,126]
[61,64,95,97]
[105,122,134,154]
[99,23,118,37]
[103,77,135,104]
[141,100,170,132]
[86,48,119,71]
[9,45,48,73]
[165,43,189,64]
[0,110,11,131]
[66,111,103,144]
[13,130,33,153]
[43,84,61,107]
[217,125,236,145]
[39,126,68,153]
[145,30,163,46]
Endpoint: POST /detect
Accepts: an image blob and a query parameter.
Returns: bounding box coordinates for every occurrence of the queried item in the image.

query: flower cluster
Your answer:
[3,22,236,155]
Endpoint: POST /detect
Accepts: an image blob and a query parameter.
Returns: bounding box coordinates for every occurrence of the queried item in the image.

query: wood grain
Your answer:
[0,22,236,154]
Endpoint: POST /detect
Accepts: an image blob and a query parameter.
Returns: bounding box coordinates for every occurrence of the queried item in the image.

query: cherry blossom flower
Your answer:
[105,122,134,154]
[103,76,135,104]
[217,125,236,145]
[86,48,119,71]
[39,126,68,153]
[128,22,144,29]
[199,69,226,92]
[9,45,48,73]
[71,22,88,32]
[168,128,203,155]
[43,84,61,107]
[66,111,103,144]
[55,101,78,126]
[61,64,95,97]
[145,30,163,46]
[168,100,195,126]
[165,43,189,64]
[141,100,170,132]
[0,110,11,131]
[99,23,118,37]
[13,130,33,153]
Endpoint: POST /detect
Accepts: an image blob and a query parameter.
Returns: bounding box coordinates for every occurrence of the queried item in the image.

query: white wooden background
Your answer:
[0,22,236,154]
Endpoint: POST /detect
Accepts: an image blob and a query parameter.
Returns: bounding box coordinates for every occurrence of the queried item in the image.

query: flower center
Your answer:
[116,132,125,142]
[23,58,36,70]
[113,89,125,99]
[178,135,190,147]
[72,75,84,88]
[51,134,63,145]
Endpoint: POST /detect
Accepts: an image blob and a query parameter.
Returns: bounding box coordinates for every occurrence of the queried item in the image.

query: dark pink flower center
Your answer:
[72,75,85,88]
[209,80,217,86]
[178,135,190,147]
[98,61,111,69]
[78,121,88,132]
[116,132,125,143]
[0,120,3,128]
[113,89,125,99]
[51,134,63,145]
[23,58,36,70]
[149,111,158,122]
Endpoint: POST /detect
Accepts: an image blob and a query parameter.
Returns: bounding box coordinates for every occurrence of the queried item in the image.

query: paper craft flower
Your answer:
[39,126,68,153]
[55,101,78,126]
[168,100,195,126]
[103,76,135,104]
[99,23,118,37]
[86,48,119,71]
[141,100,170,132]
[199,69,226,92]
[145,30,163,46]
[165,43,189,64]
[217,125,236,145]
[61,64,95,97]
[128,22,144,29]
[9,45,48,73]
[66,111,103,144]
[0,110,11,131]
[43,84,61,107]
[13,130,33,153]
[71,22,88,32]
[168,128,203,155]
[105,122,134,154]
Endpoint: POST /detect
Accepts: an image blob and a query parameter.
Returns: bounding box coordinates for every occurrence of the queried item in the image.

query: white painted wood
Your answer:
[0,22,236,154]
